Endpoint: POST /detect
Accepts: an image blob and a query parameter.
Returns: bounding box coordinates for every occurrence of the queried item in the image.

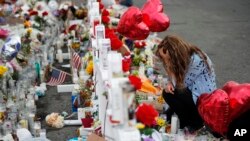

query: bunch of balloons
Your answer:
[117,0,170,40]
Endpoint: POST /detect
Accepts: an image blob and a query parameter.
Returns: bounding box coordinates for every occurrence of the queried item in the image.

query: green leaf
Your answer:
[142,127,154,136]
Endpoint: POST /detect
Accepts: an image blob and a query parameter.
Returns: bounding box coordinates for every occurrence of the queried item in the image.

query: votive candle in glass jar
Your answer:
[34,121,41,137]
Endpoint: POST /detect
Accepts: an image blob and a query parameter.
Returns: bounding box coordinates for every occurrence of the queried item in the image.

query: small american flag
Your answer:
[47,69,67,86]
[73,52,81,69]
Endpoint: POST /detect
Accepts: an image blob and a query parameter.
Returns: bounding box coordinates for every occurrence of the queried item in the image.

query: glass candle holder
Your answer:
[34,121,41,137]
[40,129,46,140]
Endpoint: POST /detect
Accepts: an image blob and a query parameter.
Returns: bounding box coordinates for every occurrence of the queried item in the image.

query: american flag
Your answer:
[47,69,67,86]
[73,52,81,69]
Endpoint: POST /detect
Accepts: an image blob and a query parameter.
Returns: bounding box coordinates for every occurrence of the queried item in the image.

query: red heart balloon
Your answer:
[222,81,250,123]
[198,89,230,135]
[141,0,170,32]
[117,7,150,40]
[198,81,250,135]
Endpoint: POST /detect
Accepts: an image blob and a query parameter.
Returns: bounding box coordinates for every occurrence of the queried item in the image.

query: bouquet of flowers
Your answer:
[78,79,95,107]
[136,103,168,141]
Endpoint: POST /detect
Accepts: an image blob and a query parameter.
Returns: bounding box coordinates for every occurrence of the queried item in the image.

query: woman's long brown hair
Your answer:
[156,35,211,88]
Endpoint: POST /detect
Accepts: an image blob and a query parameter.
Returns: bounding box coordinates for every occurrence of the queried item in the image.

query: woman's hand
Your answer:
[165,81,174,94]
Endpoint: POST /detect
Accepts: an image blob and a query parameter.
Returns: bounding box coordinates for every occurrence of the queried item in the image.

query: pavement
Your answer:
[135,0,250,87]
[37,0,250,140]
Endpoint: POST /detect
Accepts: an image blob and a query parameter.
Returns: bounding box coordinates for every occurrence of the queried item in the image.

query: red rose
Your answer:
[29,10,38,16]
[136,103,158,126]
[110,37,122,50]
[42,11,48,16]
[99,3,104,10]
[122,56,131,72]
[105,28,123,50]
[124,52,131,56]
[128,75,142,90]
[134,41,146,48]
[69,24,77,31]
[102,15,110,24]
[102,9,110,16]
[105,28,115,37]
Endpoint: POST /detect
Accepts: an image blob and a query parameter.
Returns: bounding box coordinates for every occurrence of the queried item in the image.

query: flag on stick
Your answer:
[73,52,81,69]
[46,68,67,86]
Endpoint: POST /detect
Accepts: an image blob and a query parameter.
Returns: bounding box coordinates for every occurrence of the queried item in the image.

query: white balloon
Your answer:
[48,0,59,11]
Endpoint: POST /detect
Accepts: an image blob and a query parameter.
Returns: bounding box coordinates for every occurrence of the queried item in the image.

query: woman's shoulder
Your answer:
[190,53,204,68]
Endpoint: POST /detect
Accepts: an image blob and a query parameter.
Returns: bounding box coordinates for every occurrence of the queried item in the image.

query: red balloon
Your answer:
[198,90,230,135]
[117,7,150,40]
[222,81,250,123]
[141,0,170,32]
[198,81,250,135]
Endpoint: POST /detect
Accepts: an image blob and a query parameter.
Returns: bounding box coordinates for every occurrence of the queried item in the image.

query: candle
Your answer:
[34,121,41,137]
[19,119,28,129]
[100,39,110,70]
[93,18,100,36]
[139,62,145,77]
[40,70,44,83]
[73,69,79,84]
[78,108,85,120]
[171,114,179,134]
[40,129,46,141]
[28,113,35,135]
[49,48,54,64]
[43,51,48,63]
[57,48,63,63]
[95,24,105,39]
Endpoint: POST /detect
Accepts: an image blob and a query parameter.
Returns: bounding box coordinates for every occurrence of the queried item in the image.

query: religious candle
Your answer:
[171,114,179,134]
[57,48,63,63]
[28,113,35,135]
[95,24,105,39]
[40,70,44,83]
[40,129,46,141]
[34,121,41,137]
[99,39,110,70]
[93,17,100,36]
[48,47,54,64]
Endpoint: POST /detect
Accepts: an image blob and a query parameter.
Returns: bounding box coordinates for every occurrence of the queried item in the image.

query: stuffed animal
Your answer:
[45,113,64,128]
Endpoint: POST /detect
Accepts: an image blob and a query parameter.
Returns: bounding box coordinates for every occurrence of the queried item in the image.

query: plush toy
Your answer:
[45,113,64,128]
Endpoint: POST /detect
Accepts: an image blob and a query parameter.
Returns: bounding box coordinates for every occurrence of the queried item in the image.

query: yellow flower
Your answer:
[0,66,8,76]
[85,60,93,75]
[136,123,145,129]
[156,117,166,127]
[24,20,31,28]
[157,95,165,104]
[27,28,32,34]
[71,42,80,49]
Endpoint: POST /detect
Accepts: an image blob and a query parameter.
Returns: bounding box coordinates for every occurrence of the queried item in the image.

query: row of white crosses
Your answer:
[88,1,141,141]
[52,0,141,140]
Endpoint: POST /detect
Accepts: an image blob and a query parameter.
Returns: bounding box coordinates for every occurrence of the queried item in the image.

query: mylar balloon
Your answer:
[48,0,59,11]
[198,89,230,135]
[1,35,21,62]
[198,81,250,135]
[222,81,250,123]
[141,0,170,32]
[117,6,150,40]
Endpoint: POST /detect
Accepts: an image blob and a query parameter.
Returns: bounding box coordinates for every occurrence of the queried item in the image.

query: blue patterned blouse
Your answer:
[182,53,217,104]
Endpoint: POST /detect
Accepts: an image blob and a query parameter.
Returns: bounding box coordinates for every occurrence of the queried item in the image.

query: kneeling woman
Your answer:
[155,35,216,130]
